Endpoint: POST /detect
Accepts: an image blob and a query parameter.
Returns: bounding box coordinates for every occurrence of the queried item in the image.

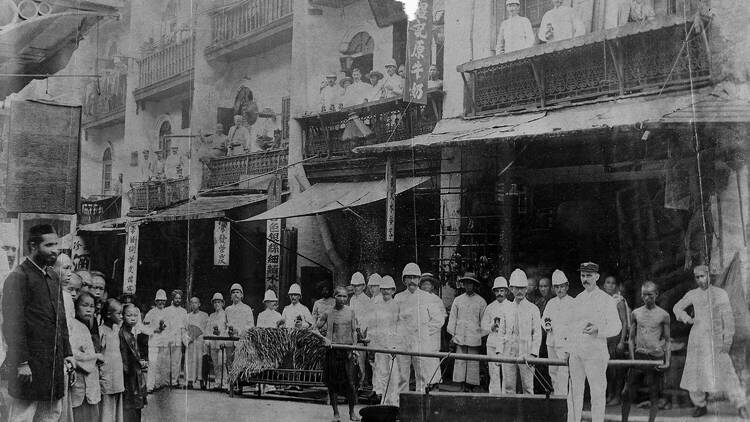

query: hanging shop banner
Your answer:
[214,220,230,266]
[123,223,139,294]
[404,0,433,104]
[385,156,396,242]
[265,219,282,291]
[71,235,90,271]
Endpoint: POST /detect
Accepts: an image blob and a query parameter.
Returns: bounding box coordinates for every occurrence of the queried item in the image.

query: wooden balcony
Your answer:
[133,35,194,106]
[458,15,710,116]
[205,0,293,61]
[298,91,443,160]
[82,68,127,128]
[202,148,289,191]
[128,178,189,212]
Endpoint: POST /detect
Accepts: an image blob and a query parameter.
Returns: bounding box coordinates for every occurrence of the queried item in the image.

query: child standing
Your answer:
[120,303,148,422]
[71,292,103,422]
[100,299,125,422]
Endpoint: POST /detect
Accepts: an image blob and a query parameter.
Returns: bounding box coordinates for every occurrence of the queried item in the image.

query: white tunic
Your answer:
[481,299,513,352]
[395,289,445,352]
[538,6,585,43]
[569,287,621,359]
[163,305,187,346]
[503,299,542,357]
[447,293,487,347]
[496,15,535,54]
[281,303,313,329]
[320,85,342,108]
[542,294,576,349]
[349,292,372,333]
[143,307,170,347]
[225,302,255,336]
[380,74,404,99]
[256,309,283,328]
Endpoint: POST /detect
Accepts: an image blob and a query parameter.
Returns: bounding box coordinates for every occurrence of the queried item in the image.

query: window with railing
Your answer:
[209,0,293,47]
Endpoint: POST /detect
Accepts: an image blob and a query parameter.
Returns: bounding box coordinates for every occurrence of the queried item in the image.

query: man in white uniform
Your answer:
[227,115,251,156]
[395,263,446,393]
[257,290,283,328]
[673,265,748,418]
[368,274,382,305]
[380,59,404,99]
[542,269,575,396]
[320,73,341,111]
[539,0,585,43]
[143,289,170,391]
[448,272,487,392]
[281,284,313,329]
[164,289,187,387]
[349,272,371,387]
[502,269,541,394]
[496,0,535,54]
[368,275,401,405]
[185,297,208,390]
[481,276,513,395]
[567,262,621,422]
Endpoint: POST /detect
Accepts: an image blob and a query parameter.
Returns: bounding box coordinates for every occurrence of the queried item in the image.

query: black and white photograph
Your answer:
[0,0,749,421]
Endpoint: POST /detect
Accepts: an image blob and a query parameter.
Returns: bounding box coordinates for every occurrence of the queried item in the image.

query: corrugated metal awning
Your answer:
[239,177,429,222]
[354,91,706,154]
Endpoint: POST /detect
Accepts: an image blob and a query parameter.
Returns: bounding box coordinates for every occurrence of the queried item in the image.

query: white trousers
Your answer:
[501,362,535,394]
[689,362,748,408]
[8,397,62,422]
[487,346,503,395]
[100,393,124,422]
[168,344,183,385]
[147,345,170,390]
[373,353,400,405]
[209,345,229,389]
[396,354,424,393]
[568,353,607,422]
[548,346,569,396]
[185,340,204,382]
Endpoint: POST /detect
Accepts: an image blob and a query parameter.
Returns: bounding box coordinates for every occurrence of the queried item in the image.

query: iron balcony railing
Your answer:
[209,0,293,47]
[137,35,194,89]
[128,178,189,212]
[202,148,289,190]
[459,15,710,116]
[298,91,443,159]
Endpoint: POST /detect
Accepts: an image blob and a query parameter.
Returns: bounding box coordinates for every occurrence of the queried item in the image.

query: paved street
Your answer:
[144,387,747,422]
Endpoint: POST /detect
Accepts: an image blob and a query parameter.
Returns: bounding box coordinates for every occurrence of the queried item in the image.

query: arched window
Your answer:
[158,121,172,154]
[340,32,374,76]
[102,147,112,194]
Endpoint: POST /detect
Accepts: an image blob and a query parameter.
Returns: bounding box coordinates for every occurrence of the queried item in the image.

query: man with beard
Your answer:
[281,284,313,329]
[567,262,621,422]
[501,269,541,395]
[143,289,170,392]
[481,276,513,395]
[3,224,75,421]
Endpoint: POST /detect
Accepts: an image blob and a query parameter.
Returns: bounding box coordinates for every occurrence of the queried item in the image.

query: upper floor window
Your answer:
[340,31,375,76]
[102,147,112,194]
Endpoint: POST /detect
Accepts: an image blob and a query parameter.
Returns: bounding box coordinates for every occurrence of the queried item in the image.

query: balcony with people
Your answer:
[205,0,293,61]
[458,0,710,116]
[127,145,190,212]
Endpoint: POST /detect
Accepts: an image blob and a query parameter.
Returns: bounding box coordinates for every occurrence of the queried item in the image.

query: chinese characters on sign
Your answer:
[404,0,433,104]
[71,236,90,271]
[123,224,139,294]
[385,156,396,242]
[214,221,230,266]
[266,219,282,292]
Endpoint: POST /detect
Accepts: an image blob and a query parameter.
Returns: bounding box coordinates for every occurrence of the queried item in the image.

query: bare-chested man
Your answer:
[621,281,670,422]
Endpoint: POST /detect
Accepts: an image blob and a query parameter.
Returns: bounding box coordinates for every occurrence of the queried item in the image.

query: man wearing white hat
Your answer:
[502,268,541,395]
[257,290,284,328]
[320,73,341,110]
[349,272,372,387]
[143,289,170,391]
[395,263,446,393]
[368,275,401,405]
[568,262,621,422]
[225,283,255,338]
[541,269,576,395]
[206,292,229,390]
[481,276,513,395]
[496,0,535,54]
[282,283,313,329]
[368,273,383,305]
[380,59,404,99]
[448,272,487,391]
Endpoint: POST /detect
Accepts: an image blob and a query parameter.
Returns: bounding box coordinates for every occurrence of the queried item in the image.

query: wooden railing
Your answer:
[128,178,189,211]
[209,0,293,47]
[82,69,127,123]
[459,15,710,115]
[137,35,194,89]
[203,148,289,190]
[298,91,442,159]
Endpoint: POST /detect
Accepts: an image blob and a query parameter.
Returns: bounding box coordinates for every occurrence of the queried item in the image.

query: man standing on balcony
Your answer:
[227,115,251,156]
[199,123,228,161]
[539,0,585,43]
[380,59,404,99]
[320,73,341,111]
[140,149,156,181]
[165,145,183,180]
[348,68,371,104]
[496,0,535,54]
[153,150,166,180]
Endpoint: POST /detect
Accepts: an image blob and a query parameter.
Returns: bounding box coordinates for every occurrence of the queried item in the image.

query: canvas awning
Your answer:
[239,177,429,222]
[353,90,706,154]
[142,194,268,222]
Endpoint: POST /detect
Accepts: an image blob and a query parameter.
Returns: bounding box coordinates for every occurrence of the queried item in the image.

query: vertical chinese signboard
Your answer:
[214,221,230,266]
[385,156,396,242]
[265,175,283,291]
[404,0,433,104]
[123,224,139,294]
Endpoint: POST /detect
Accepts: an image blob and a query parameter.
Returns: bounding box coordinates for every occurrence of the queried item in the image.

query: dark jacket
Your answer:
[120,326,147,410]
[2,259,72,401]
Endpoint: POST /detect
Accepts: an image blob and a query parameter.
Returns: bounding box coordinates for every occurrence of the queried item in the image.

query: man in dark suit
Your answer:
[2,224,74,421]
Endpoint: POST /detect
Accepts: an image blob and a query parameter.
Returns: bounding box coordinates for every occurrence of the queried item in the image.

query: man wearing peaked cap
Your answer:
[481,276,513,394]
[448,272,487,391]
[501,269,541,395]
[541,269,576,396]
[144,289,171,391]
[394,263,446,393]
[257,290,283,328]
[568,262,621,422]
[674,265,748,419]
[349,272,372,387]
[206,292,229,390]
[282,283,313,329]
